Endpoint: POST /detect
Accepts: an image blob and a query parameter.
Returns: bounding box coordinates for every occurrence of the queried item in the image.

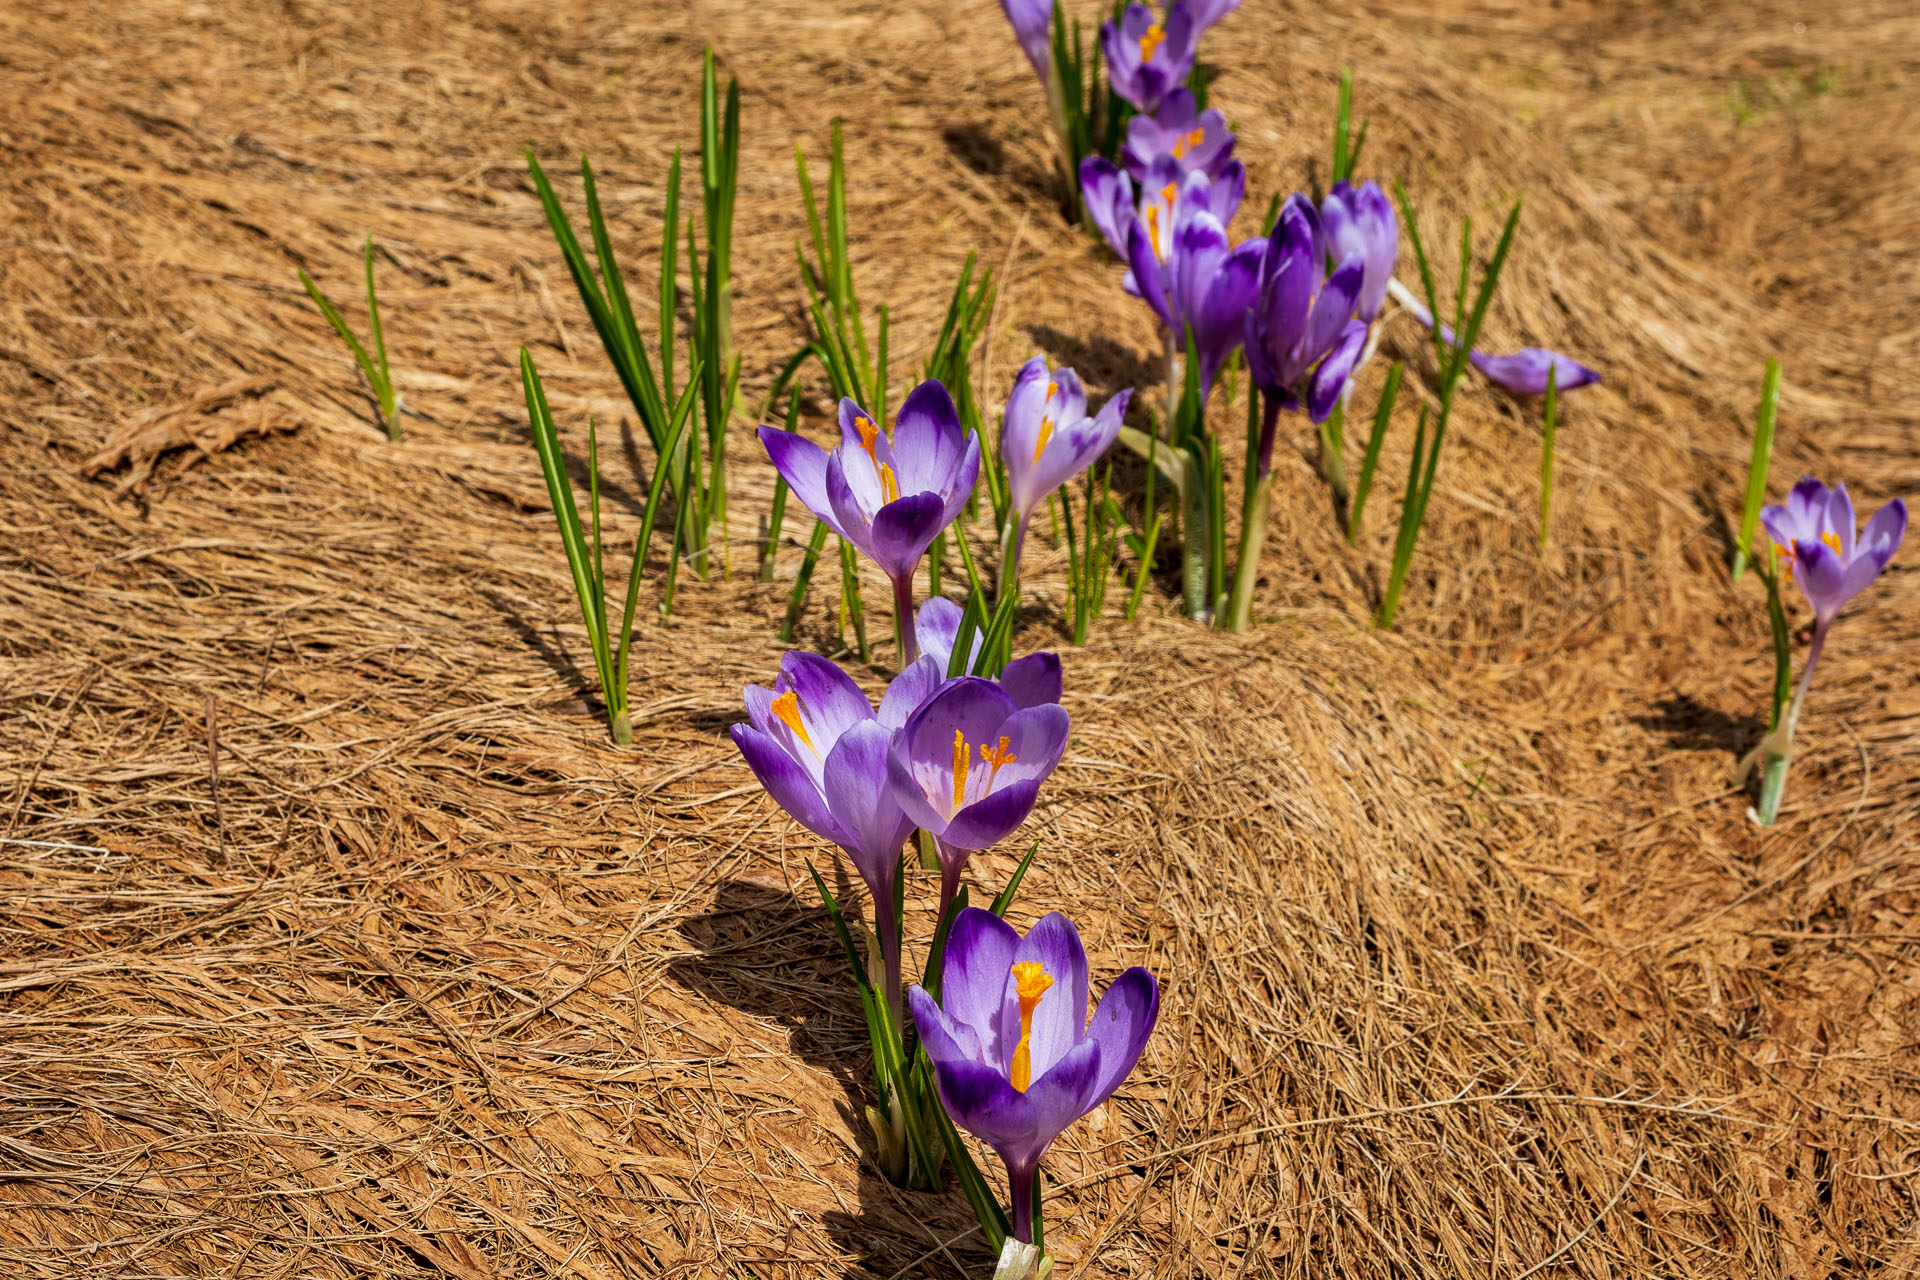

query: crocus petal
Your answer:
[1011,911,1089,1081]
[1194,241,1263,392]
[1000,357,1052,481]
[1126,218,1174,330]
[910,983,985,1067]
[1184,0,1240,36]
[1857,498,1908,573]
[939,907,1022,1068]
[1825,483,1858,560]
[1017,394,1127,518]
[1759,503,1798,553]
[1082,967,1160,1110]
[1468,348,1602,397]
[758,427,848,542]
[999,652,1064,709]
[868,491,950,580]
[880,655,947,729]
[1000,0,1053,81]
[1787,475,1829,530]
[730,724,843,846]
[1001,1035,1103,1170]
[890,677,1021,833]
[1304,253,1365,362]
[913,597,966,669]
[1196,159,1245,228]
[824,454,877,557]
[1305,320,1369,424]
[983,702,1071,792]
[928,1054,1040,1154]
[942,778,1045,850]
[1796,539,1848,618]
[821,721,914,886]
[781,650,875,749]
[890,380,966,497]
[1079,157,1135,260]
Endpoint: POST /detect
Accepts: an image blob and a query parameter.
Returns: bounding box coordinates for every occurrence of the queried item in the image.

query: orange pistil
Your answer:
[980,735,1018,779]
[1821,530,1843,555]
[1008,961,1054,1092]
[771,690,814,750]
[852,414,900,503]
[1143,203,1162,254]
[1160,181,1179,206]
[951,729,972,809]
[1034,416,1054,463]
[1171,126,1205,158]
[1138,21,1165,62]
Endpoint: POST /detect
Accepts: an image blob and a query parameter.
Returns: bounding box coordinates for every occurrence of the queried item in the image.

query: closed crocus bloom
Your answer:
[910,909,1159,1245]
[758,381,980,663]
[1000,0,1054,83]
[1761,477,1907,626]
[731,651,917,1020]
[1320,180,1397,322]
[1405,299,1601,397]
[1003,357,1131,524]
[1125,169,1262,397]
[1244,194,1368,425]
[1079,157,1138,262]
[1101,1,1195,113]
[1122,88,1235,182]
[887,676,1069,913]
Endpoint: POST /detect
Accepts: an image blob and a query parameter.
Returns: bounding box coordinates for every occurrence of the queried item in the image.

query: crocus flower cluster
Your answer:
[1763,475,1906,680]
[739,378,1160,1252]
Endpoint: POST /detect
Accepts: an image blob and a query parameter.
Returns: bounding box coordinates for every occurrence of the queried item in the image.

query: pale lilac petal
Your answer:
[939,907,1022,1069]
[759,427,848,541]
[730,724,841,845]
[1305,320,1368,424]
[1082,967,1160,1109]
[891,380,965,496]
[820,721,914,886]
[880,655,946,728]
[1011,912,1089,1081]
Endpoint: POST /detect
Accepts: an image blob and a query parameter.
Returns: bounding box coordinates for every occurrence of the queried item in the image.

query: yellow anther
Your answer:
[771,690,814,750]
[1046,380,1059,399]
[1008,960,1054,1092]
[1034,416,1054,463]
[951,729,972,809]
[1160,181,1179,206]
[851,414,900,504]
[1172,126,1205,158]
[1822,530,1843,554]
[980,735,1018,775]
[1143,204,1162,255]
[1773,542,1795,584]
[1138,21,1165,62]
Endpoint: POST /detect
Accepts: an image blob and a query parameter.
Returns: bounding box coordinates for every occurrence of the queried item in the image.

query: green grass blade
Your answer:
[782,519,832,642]
[1375,406,1429,628]
[991,842,1040,917]
[1332,67,1352,184]
[521,349,614,703]
[1348,362,1403,544]
[1391,180,1447,373]
[660,150,681,406]
[1733,357,1781,579]
[297,267,383,403]
[359,236,396,438]
[1448,199,1523,391]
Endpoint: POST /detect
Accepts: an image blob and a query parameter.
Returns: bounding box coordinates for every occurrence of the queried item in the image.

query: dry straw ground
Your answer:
[2,0,1916,1276]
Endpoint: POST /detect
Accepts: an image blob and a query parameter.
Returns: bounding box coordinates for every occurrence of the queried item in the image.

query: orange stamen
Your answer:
[1138,21,1165,62]
[980,735,1018,778]
[1160,181,1179,206]
[1008,961,1054,1092]
[1034,416,1054,463]
[1821,530,1843,554]
[1773,542,1795,584]
[771,690,814,750]
[1172,126,1205,158]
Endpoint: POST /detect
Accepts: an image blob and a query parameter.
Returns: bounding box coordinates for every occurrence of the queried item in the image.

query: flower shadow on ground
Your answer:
[671,878,990,1278]
[1630,692,1766,758]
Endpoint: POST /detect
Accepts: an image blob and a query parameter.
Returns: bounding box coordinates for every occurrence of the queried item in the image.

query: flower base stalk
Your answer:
[1225,475,1273,633]
[893,573,919,669]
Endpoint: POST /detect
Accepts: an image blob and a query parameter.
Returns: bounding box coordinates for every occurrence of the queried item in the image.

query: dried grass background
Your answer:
[2,0,1917,1275]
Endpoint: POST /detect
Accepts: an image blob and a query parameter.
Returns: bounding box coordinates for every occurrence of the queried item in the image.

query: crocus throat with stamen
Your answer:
[1101,2,1196,113]
[886,676,1069,913]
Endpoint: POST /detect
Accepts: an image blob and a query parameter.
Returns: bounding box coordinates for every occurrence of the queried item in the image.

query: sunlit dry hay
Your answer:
[1,0,1917,1276]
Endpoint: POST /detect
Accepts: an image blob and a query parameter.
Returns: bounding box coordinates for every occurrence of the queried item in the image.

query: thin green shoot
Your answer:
[297,235,402,440]
[1347,361,1403,544]
[1731,357,1781,579]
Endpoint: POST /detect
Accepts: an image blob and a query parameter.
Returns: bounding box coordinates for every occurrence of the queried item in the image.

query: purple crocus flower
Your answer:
[1244,194,1368,429]
[1320,180,1397,323]
[887,676,1069,914]
[999,0,1054,84]
[759,381,980,663]
[1762,477,1906,629]
[1405,298,1601,396]
[731,651,918,1022]
[910,909,1160,1245]
[998,355,1132,588]
[1080,154,1244,265]
[1101,2,1195,113]
[1125,168,1263,396]
[908,597,1065,709]
[1122,88,1235,183]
